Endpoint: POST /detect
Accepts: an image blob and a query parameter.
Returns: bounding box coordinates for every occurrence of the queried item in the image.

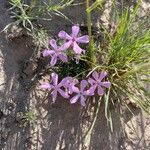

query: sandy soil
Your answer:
[0,0,150,150]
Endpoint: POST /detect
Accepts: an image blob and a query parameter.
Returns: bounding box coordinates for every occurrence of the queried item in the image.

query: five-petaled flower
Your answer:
[88,71,111,96]
[40,73,69,102]
[42,39,68,66]
[70,80,93,106]
[58,25,89,54]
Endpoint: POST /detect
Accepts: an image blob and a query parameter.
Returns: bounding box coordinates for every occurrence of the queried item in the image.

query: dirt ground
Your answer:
[0,0,150,150]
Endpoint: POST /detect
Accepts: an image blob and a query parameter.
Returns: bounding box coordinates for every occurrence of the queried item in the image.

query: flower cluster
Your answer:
[40,71,111,106]
[43,25,89,66]
[41,25,111,106]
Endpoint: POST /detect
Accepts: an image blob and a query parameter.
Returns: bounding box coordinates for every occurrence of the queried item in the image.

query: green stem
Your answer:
[86,0,96,68]
[29,0,37,12]
[86,0,92,44]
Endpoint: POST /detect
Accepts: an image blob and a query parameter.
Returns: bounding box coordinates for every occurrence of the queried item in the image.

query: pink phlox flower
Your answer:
[42,39,68,66]
[58,25,89,54]
[40,73,69,102]
[62,77,79,94]
[70,80,93,106]
[88,71,111,96]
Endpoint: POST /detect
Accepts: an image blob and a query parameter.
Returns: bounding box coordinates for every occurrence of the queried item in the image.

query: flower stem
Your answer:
[85,0,96,68]
[86,0,92,42]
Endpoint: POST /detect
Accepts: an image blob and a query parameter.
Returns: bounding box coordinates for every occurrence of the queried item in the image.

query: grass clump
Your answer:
[104,7,150,114]
[22,110,37,126]
[94,4,150,127]
[4,0,75,34]
[84,0,150,130]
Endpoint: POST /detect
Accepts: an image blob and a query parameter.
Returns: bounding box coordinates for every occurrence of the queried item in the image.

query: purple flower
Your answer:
[40,82,52,90]
[42,39,68,66]
[40,73,69,102]
[70,80,93,106]
[62,77,79,94]
[58,25,89,54]
[88,71,111,96]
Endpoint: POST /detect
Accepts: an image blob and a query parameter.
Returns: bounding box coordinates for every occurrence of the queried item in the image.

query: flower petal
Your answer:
[58,53,68,62]
[58,31,72,40]
[51,72,58,85]
[49,39,57,49]
[61,77,72,87]
[72,25,79,38]
[40,83,51,90]
[101,81,111,88]
[58,89,69,99]
[60,41,72,50]
[99,71,107,81]
[70,95,80,104]
[42,49,55,57]
[69,79,79,94]
[92,71,99,80]
[76,35,89,43]
[88,78,96,85]
[80,95,86,107]
[71,86,79,93]
[50,55,57,66]
[51,90,57,102]
[98,86,104,96]
[85,85,97,96]
[73,42,83,54]
[80,80,88,92]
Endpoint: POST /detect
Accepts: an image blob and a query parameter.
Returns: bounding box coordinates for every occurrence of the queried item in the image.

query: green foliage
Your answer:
[85,0,150,130]
[86,0,98,68]
[32,28,49,48]
[9,0,34,31]
[86,0,104,13]
[56,58,89,80]
[5,0,75,32]
[22,111,36,126]
[100,3,150,117]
